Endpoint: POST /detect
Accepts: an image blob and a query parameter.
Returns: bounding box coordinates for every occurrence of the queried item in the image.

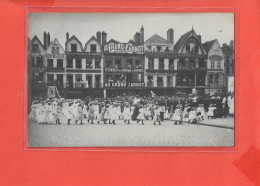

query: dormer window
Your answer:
[71,44,77,52]
[32,44,39,52]
[90,44,96,52]
[186,45,190,52]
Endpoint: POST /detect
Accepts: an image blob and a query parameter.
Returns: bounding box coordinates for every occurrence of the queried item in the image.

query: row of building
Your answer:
[28,26,234,98]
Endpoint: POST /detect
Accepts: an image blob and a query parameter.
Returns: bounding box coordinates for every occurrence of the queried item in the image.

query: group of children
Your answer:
[29,98,219,125]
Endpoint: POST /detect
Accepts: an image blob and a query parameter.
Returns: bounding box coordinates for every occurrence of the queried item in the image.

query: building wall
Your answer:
[66,39,83,52]
[85,39,101,53]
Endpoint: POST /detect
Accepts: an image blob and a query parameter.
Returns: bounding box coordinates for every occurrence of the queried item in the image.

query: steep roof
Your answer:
[65,35,84,51]
[145,34,172,45]
[46,38,65,52]
[202,39,216,52]
[174,30,192,52]
[84,36,101,51]
[31,35,45,49]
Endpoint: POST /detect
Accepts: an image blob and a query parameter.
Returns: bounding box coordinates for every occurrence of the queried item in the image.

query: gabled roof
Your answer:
[46,38,65,52]
[84,36,101,51]
[173,30,192,52]
[107,39,118,43]
[128,39,136,44]
[145,34,172,45]
[65,35,84,51]
[31,35,45,49]
[202,39,217,53]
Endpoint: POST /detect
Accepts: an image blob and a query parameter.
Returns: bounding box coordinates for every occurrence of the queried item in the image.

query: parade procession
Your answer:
[27,13,234,147]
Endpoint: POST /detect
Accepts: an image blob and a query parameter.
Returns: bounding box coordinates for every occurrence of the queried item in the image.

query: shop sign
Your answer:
[104,42,144,54]
[104,82,145,88]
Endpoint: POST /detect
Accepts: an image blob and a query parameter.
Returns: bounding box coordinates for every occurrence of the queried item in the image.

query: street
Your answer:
[28,117,234,147]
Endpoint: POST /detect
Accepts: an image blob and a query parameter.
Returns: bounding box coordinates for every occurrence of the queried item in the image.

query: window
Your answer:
[36,57,43,67]
[95,60,101,69]
[105,75,112,82]
[135,59,141,68]
[76,59,82,69]
[167,76,172,87]
[86,60,92,69]
[185,58,189,66]
[126,59,133,68]
[56,74,63,84]
[90,44,96,52]
[217,61,221,69]
[106,60,112,68]
[147,46,151,50]
[159,58,164,69]
[47,74,54,83]
[186,45,190,52]
[75,74,82,82]
[32,44,39,52]
[209,74,214,84]
[211,61,215,68]
[115,60,122,69]
[52,46,59,55]
[189,59,195,67]
[194,45,199,54]
[67,58,73,68]
[47,59,53,68]
[157,77,163,87]
[165,47,169,52]
[157,46,162,52]
[71,44,77,52]
[169,59,174,69]
[215,74,219,84]
[148,58,154,69]
[57,59,63,68]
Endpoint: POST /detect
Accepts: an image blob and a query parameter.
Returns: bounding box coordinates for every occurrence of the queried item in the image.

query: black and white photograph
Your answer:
[27,13,235,147]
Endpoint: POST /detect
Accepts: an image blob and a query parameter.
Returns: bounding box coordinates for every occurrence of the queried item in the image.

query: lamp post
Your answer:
[194,59,199,94]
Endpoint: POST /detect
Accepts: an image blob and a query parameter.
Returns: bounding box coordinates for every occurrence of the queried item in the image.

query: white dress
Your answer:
[189,111,197,121]
[137,108,145,120]
[123,107,131,120]
[172,109,182,121]
[207,107,215,117]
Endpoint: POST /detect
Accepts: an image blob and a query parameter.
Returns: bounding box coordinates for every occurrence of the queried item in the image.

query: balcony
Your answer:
[45,67,65,72]
[177,66,207,71]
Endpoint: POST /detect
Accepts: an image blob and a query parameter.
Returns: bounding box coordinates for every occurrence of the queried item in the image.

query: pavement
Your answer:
[27,117,234,147]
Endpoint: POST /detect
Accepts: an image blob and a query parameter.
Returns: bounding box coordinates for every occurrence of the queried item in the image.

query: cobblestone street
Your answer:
[28,117,234,147]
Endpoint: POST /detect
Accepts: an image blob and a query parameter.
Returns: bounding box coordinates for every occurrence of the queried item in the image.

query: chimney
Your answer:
[197,35,201,43]
[101,31,107,46]
[167,28,174,44]
[66,32,69,41]
[133,32,140,44]
[43,31,47,49]
[140,25,144,45]
[47,32,50,47]
[96,31,101,44]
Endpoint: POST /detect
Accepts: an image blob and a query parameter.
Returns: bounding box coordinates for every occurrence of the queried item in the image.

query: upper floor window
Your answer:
[57,59,63,68]
[147,46,151,50]
[76,59,82,69]
[148,58,154,69]
[90,44,96,52]
[47,74,54,83]
[169,59,174,69]
[36,57,43,67]
[32,44,39,52]
[135,59,141,68]
[217,61,221,69]
[86,60,92,69]
[126,59,133,68]
[194,45,199,54]
[115,59,122,69]
[157,46,162,52]
[186,45,190,53]
[159,58,164,70]
[106,60,112,68]
[52,46,59,54]
[71,44,77,52]
[67,58,73,68]
[47,59,53,68]
[95,60,101,69]
[211,61,215,68]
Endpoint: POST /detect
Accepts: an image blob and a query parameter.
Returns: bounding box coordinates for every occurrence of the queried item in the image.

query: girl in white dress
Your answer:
[207,104,216,119]
[66,103,74,124]
[153,106,161,125]
[172,105,183,125]
[123,105,131,124]
[137,106,145,125]
[38,103,47,124]
[188,108,198,124]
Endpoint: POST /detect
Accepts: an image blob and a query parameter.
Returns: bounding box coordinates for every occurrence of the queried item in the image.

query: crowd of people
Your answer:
[29,93,234,125]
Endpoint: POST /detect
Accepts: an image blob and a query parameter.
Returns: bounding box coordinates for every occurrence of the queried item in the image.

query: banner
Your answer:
[47,86,56,98]
[104,42,144,54]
